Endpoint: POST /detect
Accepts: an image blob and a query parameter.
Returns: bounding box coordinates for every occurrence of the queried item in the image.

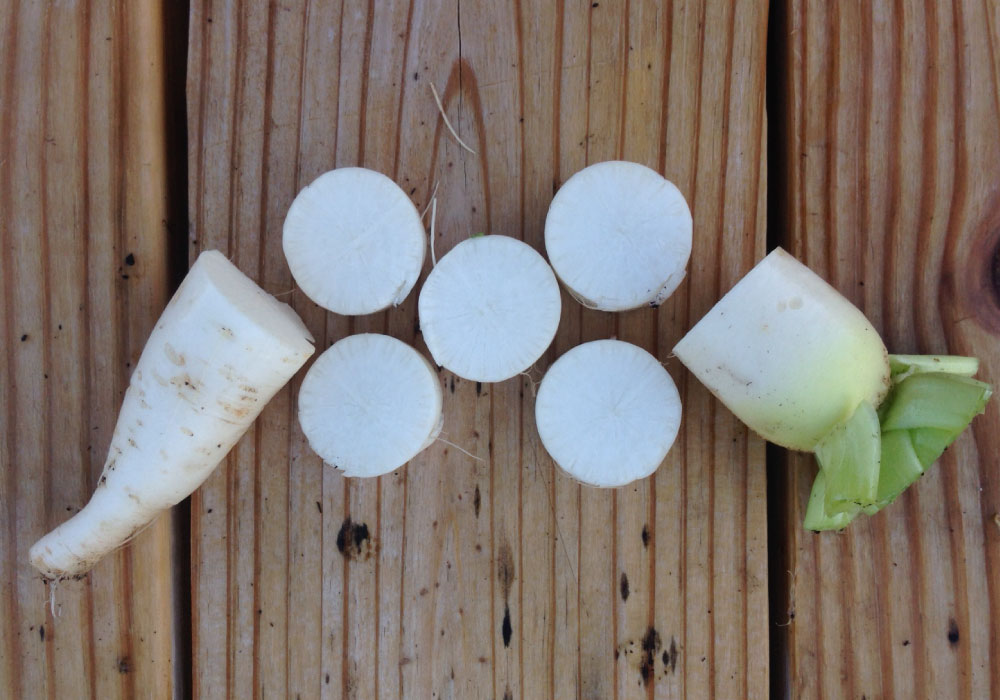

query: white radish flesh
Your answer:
[544,160,692,311]
[418,235,561,382]
[535,339,682,487]
[282,167,426,315]
[297,334,443,477]
[30,250,315,579]
[672,247,890,451]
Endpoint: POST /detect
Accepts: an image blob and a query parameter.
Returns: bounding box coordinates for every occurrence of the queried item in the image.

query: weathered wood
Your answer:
[186,1,768,698]
[0,0,174,697]
[780,1,1000,698]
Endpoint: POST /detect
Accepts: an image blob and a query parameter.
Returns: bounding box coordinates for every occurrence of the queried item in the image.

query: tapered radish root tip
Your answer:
[28,250,315,578]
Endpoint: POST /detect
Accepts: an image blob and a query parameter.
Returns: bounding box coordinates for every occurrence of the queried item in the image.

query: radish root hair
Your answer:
[519,366,542,397]
[420,180,440,219]
[435,436,484,462]
[429,82,477,155]
[48,579,60,618]
[430,197,438,267]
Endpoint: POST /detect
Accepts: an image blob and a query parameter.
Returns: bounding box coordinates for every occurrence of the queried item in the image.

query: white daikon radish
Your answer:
[282,167,426,315]
[544,160,692,311]
[673,247,891,452]
[298,334,443,477]
[535,339,682,487]
[418,235,561,382]
[30,250,315,580]
[673,247,991,531]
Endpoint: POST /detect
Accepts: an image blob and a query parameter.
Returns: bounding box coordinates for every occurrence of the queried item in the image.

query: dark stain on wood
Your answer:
[117,656,131,673]
[620,572,629,601]
[39,625,44,642]
[947,619,960,645]
[502,687,512,700]
[336,518,372,561]
[639,626,662,686]
[501,605,512,648]
[497,540,514,601]
[475,381,482,396]
[641,524,650,547]
[473,485,481,517]
[662,636,678,674]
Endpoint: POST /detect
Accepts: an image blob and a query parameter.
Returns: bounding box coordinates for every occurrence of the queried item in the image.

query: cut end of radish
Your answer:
[535,340,681,487]
[673,247,890,451]
[298,334,443,477]
[282,167,426,315]
[417,235,561,382]
[545,160,692,311]
[198,250,315,354]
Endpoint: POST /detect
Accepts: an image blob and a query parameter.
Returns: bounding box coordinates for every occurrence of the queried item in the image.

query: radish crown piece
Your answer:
[674,248,991,531]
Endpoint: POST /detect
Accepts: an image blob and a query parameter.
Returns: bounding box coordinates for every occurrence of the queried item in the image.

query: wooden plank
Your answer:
[780,1,1000,698]
[186,1,768,697]
[0,0,175,697]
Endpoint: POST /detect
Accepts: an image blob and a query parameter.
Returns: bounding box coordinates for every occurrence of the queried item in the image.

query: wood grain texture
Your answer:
[0,0,175,697]
[780,1,1000,698]
[186,1,768,698]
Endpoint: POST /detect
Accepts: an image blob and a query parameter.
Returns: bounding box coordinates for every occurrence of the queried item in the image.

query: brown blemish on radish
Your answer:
[164,343,185,366]
[217,400,252,419]
[170,374,199,391]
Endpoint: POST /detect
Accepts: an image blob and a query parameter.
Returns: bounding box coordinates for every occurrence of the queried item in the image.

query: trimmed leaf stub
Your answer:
[804,355,991,531]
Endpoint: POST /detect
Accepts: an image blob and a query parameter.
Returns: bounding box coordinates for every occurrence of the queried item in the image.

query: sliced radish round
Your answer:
[282,167,426,315]
[418,235,561,382]
[298,334,443,477]
[535,339,681,487]
[545,160,692,311]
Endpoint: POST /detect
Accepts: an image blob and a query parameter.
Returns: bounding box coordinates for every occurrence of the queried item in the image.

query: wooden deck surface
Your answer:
[777,2,1000,698]
[1,1,997,698]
